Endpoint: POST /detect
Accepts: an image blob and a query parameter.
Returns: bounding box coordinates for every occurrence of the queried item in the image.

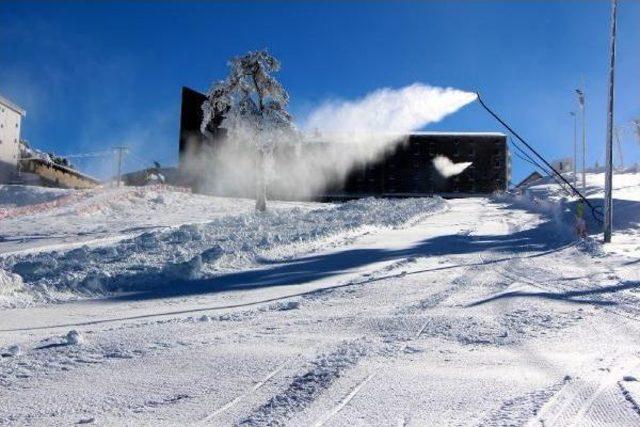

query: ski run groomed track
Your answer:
[2,190,640,426]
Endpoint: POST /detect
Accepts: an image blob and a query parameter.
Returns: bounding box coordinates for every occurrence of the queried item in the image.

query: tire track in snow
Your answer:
[618,380,640,417]
[241,243,469,426]
[311,308,436,426]
[527,358,640,427]
[199,360,291,424]
[312,372,377,427]
[237,342,368,426]
[477,222,640,427]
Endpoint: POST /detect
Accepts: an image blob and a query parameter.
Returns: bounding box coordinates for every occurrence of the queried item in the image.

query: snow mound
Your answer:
[0,268,27,307]
[0,197,445,306]
[65,330,83,345]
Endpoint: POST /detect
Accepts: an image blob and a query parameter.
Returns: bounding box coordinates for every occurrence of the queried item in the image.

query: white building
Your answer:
[0,95,26,182]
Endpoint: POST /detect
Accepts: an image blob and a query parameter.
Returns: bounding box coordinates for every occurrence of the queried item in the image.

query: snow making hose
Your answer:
[474,93,603,224]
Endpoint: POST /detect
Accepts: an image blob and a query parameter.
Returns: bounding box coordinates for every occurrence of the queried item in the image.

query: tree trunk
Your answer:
[255,149,267,212]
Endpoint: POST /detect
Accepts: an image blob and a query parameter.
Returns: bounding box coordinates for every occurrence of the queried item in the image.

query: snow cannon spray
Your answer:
[193,83,477,200]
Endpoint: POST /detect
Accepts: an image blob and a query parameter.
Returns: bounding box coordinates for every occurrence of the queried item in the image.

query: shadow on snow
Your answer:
[107,216,573,303]
[467,280,640,308]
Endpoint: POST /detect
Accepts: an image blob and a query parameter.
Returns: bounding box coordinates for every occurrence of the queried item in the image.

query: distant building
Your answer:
[551,157,574,174]
[515,171,543,189]
[0,95,26,182]
[18,157,99,189]
[121,166,182,187]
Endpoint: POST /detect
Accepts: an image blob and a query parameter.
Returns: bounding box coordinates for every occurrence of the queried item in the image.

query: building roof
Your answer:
[24,157,100,184]
[0,94,26,116]
[515,171,544,189]
[409,131,506,137]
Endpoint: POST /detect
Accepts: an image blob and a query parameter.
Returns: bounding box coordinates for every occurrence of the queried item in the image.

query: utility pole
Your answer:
[614,126,623,169]
[575,87,586,192]
[570,111,577,188]
[114,146,128,188]
[604,0,618,243]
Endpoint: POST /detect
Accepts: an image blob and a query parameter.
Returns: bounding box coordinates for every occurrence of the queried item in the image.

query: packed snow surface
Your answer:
[0,174,639,426]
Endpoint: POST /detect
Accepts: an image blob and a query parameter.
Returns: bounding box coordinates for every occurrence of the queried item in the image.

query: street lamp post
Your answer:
[575,88,586,193]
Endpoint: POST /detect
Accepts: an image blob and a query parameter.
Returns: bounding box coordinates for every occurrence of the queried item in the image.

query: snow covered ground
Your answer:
[0,185,445,307]
[516,169,640,257]
[1,177,640,426]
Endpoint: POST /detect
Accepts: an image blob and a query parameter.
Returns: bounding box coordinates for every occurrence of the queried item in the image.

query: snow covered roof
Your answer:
[25,157,100,184]
[0,94,26,116]
[409,131,506,137]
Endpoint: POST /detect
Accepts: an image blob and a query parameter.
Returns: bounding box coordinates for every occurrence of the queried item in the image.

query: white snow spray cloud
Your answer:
[189,83,477,200]
[304,83,477,134]
[432,155,472,178]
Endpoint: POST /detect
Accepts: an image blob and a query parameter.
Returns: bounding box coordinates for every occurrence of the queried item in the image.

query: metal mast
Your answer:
[604,0,618,243]
[576,88,586,192]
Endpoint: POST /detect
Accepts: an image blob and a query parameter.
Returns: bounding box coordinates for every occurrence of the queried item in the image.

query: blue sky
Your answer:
[1,1,638,182]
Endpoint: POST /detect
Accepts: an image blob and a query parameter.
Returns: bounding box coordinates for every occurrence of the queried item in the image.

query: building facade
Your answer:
[0,95,26,183]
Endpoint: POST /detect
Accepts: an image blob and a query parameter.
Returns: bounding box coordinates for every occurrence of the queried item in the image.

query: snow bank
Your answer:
[0,197,445,306]
[511,171,640,256]
[0,269,27,307]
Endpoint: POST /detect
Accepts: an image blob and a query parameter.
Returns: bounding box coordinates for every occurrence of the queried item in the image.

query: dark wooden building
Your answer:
[178,86,509,199]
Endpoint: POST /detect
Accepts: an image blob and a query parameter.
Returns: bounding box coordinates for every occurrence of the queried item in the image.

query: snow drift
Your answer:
[0,196,446,307]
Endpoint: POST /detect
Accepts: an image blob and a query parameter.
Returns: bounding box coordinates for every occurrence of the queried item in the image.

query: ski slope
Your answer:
[1,179,640,426]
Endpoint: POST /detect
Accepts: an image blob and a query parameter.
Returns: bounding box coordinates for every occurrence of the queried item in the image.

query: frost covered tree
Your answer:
[201,50,294,211]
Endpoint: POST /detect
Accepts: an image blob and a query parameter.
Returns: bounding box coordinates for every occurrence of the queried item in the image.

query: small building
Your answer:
[0,95,26,183]
[17,157,99,189]
[515,171,543,190]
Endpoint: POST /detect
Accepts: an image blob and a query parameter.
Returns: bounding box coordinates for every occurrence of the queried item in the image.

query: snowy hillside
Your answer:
[1,182,640,426]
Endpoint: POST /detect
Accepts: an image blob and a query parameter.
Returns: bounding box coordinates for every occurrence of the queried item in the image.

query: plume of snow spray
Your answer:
[304,83,477,134]
[432,155,473,178]
[189,83,477,200]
